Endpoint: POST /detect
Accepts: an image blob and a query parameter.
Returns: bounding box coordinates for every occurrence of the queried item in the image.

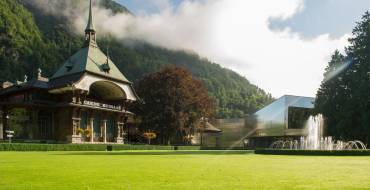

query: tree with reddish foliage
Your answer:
[136,66,215,145]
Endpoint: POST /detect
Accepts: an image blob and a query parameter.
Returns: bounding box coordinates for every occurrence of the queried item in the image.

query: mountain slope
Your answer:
[0,0,43,80]
[0,0,273,118]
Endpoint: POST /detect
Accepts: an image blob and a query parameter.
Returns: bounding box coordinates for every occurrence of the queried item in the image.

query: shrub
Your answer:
[177,146,202,150]
[201,147,245,150]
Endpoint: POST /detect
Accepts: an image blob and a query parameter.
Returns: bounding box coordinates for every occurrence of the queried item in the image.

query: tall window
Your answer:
[80,111,88,129]
[288,107,311,129]
[38,111,53,140]
[93,114,101,141]
[106,116,116,142]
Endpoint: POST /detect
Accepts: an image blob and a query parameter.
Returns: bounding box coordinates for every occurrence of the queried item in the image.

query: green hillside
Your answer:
[0,0,273,118]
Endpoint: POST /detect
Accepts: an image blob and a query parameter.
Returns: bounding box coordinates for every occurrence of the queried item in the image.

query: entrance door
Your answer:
[80,111,88,130]
[38,111,52,140]
[107,117,116,142]
[93,114,101,141]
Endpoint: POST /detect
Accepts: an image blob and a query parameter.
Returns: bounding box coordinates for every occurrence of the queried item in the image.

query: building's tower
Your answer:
[84,0,97,47]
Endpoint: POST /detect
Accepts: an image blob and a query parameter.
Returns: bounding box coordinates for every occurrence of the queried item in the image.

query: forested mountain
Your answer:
[0,0,273,118]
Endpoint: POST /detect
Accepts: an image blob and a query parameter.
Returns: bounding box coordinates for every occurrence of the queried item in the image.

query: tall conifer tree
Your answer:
[316,12,370,144]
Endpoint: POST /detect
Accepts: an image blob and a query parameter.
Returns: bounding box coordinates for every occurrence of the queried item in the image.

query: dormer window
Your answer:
[102,63,110,73]
[103,47,111,73]
[66,65,73,72]
[66,60,73,71]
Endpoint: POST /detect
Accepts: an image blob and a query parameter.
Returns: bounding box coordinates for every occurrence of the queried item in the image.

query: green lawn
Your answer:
[1,151,370,190]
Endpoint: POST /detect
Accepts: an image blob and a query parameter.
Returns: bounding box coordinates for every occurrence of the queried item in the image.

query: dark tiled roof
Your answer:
[0,78,49,95]
[48,73,83,89]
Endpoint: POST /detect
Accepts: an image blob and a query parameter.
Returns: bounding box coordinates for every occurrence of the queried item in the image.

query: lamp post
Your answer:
[5,115,14,144]
[200,117,207,146]
[243,139,249,150]
[6,130,14,144]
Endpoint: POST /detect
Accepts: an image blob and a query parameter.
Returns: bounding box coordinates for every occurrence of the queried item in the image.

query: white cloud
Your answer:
[204,0,350,97]
[30,0,350,98]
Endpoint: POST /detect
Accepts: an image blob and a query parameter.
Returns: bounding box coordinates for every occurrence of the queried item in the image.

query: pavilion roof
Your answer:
[50,0,130,84]
[204,122,222,133]
[50,45,129,83]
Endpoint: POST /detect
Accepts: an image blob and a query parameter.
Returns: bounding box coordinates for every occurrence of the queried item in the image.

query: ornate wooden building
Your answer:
[0,0,139,143]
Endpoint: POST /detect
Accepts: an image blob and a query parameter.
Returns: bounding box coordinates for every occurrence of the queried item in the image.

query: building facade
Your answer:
[0,0,139,143]
[245,95,315,148]
[187,95,316,149]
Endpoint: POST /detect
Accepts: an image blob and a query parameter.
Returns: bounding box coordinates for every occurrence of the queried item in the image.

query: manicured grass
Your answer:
[1,151,370,189]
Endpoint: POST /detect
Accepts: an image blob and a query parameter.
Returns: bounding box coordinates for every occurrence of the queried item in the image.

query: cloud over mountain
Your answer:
[28,0,350,97]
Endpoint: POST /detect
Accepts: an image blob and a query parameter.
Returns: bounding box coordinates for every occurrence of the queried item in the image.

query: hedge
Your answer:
[176,146,203,150]
[201,147,245,150]
[0,143,201,151]
[255,149,370,156]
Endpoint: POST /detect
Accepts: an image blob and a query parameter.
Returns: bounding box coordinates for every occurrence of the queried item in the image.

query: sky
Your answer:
[109,0,370,98]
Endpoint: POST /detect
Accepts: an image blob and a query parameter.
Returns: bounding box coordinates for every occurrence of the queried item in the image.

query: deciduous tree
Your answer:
[136,66,215,144]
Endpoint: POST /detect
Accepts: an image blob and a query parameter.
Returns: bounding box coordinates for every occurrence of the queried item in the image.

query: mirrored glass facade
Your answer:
[246,95,315,148]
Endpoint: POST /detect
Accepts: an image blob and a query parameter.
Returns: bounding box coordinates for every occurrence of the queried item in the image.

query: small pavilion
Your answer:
[0,0,139,143]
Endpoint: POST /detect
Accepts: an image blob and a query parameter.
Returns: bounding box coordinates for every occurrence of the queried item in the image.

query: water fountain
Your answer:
[270,114,367,150]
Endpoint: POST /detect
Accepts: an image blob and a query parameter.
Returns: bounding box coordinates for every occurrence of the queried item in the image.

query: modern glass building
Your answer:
[245,95,315,148]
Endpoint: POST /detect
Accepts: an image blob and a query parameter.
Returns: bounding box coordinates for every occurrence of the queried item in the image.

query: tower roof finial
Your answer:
[85,0,95,32]
[102,46,111,73]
